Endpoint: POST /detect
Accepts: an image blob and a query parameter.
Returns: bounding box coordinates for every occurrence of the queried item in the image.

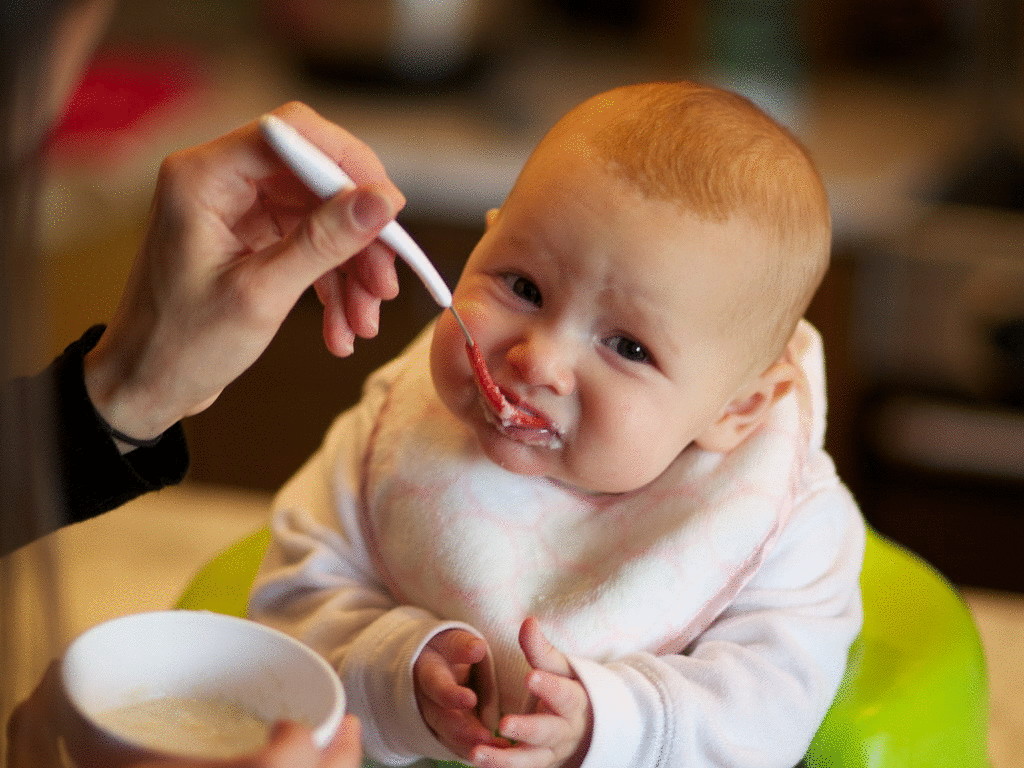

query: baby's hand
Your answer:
[413,629,506,759]
[472,618,593,768]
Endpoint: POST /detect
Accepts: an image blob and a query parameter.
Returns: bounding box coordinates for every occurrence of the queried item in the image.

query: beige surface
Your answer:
[8,482,1021,765]
[53,483,271,640]
[0,483,271,743]
[963,589,1024,768]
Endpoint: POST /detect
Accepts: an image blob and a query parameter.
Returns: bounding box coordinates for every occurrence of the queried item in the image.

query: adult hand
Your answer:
[413,628,507,760]
[7,661,364,768]
[137,717,364,768]
[471,618,592,768]
[83,101,405,449]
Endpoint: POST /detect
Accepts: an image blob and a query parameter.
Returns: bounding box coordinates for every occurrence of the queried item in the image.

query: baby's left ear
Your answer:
[694,359,797,453]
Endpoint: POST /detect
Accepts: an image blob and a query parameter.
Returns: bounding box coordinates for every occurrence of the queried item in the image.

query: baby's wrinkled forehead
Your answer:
[547,82,831,363]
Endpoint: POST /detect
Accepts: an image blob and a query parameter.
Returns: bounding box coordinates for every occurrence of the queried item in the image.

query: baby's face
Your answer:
[430,146,766,494]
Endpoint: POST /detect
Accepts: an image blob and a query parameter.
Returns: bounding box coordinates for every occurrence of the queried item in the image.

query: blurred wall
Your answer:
[41,0,1024,588]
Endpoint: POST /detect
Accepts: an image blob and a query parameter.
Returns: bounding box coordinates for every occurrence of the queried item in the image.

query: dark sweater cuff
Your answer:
[53,325,189,524]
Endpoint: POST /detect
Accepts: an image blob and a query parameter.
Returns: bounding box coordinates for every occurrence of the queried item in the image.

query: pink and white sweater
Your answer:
[249,320,865,768]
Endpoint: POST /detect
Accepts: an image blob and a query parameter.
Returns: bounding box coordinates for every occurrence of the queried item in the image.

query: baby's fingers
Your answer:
[498,711,565,748]
[519,617,571,677]
[421,703,509,760]
[429,628,488,666]
[527,670,587,721]
[416,647,477,710]
[471,743,554,768]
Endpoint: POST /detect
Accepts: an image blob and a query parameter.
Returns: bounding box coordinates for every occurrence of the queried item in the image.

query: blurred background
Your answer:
[41,0,1023,592]
[26,0,1024,761]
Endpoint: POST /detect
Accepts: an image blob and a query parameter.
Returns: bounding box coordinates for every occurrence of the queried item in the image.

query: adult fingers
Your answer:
[315,241,398,307]
[222,719,362,768]
[245,721,318,767]
[313,242,397,357]
[314,270,356,357]
[269,102,404,207]
[319,714,362,768]
[260,185,395,311]
[341,268,382,339]
[173,101,404,231]
[350,241,400,302]
[6,662,65,768]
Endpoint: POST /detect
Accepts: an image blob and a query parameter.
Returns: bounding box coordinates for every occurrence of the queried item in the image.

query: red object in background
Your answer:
[46,46,206,164]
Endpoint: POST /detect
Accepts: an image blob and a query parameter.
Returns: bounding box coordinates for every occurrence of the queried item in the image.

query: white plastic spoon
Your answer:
[258,113,474,344]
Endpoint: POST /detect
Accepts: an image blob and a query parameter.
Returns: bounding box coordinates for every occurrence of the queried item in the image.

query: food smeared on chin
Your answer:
[465,342,561,446]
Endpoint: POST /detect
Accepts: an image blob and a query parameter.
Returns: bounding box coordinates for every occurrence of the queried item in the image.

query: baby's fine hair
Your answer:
[571,82,832,364]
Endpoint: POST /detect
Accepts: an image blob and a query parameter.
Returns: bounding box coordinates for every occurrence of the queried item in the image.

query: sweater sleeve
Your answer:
[570,473,866,768]
[248,353,474,766]
[50,325,189,524]
[1,326,188,554]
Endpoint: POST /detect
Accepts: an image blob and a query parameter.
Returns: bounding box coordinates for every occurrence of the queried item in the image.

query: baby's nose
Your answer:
[507,331,575,396]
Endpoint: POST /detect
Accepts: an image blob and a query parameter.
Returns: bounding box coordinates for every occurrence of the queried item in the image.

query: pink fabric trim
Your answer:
[357,369,412,606]
[659,420,809,655]
[661,507,787,655]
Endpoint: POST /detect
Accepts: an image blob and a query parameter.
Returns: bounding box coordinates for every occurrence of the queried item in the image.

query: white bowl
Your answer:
[61,610,344,764]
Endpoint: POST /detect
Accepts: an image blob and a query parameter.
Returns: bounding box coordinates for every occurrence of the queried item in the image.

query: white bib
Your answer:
[359,323,820,714]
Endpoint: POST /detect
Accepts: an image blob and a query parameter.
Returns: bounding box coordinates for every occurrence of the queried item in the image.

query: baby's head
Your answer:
[564,81,831,365]
[430,81,831,494]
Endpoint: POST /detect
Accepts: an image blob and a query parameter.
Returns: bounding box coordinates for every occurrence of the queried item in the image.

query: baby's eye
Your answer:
[504,275,542,307]
[606,336,651,364]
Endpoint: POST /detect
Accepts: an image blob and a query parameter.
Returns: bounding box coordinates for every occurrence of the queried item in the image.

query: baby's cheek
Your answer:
[579,409,680,492]
[429,325,466,410]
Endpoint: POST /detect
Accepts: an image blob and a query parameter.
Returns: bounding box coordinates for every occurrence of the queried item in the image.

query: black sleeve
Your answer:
[49,325,189,525]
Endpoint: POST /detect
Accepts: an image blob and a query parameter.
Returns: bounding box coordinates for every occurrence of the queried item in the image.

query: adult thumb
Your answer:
[270,186,394,295]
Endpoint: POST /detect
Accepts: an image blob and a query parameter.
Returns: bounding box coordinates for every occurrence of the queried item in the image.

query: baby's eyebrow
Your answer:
[600,292,683,359]
[600,274,671,314]
[502,231,536,257]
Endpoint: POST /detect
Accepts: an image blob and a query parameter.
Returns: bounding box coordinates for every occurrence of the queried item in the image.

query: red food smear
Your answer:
[466,343,548,429]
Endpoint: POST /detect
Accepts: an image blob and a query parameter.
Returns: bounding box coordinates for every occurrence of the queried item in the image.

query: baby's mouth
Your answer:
[466,343,562,448]
[480,402,564,449]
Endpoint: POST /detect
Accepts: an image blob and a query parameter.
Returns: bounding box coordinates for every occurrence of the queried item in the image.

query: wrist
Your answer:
[83,337,178,453]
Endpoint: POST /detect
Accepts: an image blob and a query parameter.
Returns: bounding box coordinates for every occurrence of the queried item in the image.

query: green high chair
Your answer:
[176,527,991,767]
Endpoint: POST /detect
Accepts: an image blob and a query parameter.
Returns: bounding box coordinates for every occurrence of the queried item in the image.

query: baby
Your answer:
[250,81,866,768]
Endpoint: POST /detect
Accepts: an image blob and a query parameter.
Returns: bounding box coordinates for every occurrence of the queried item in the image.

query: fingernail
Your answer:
[335,331,355,356]
[351,188,392,232]
[386,267,400,297]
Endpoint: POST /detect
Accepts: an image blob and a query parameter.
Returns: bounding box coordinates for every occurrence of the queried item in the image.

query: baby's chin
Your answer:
[474,425,624,495]
[460,402,565,474]
[475,431,654,497]
[545,448,680,496]
[442,390,676,496]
